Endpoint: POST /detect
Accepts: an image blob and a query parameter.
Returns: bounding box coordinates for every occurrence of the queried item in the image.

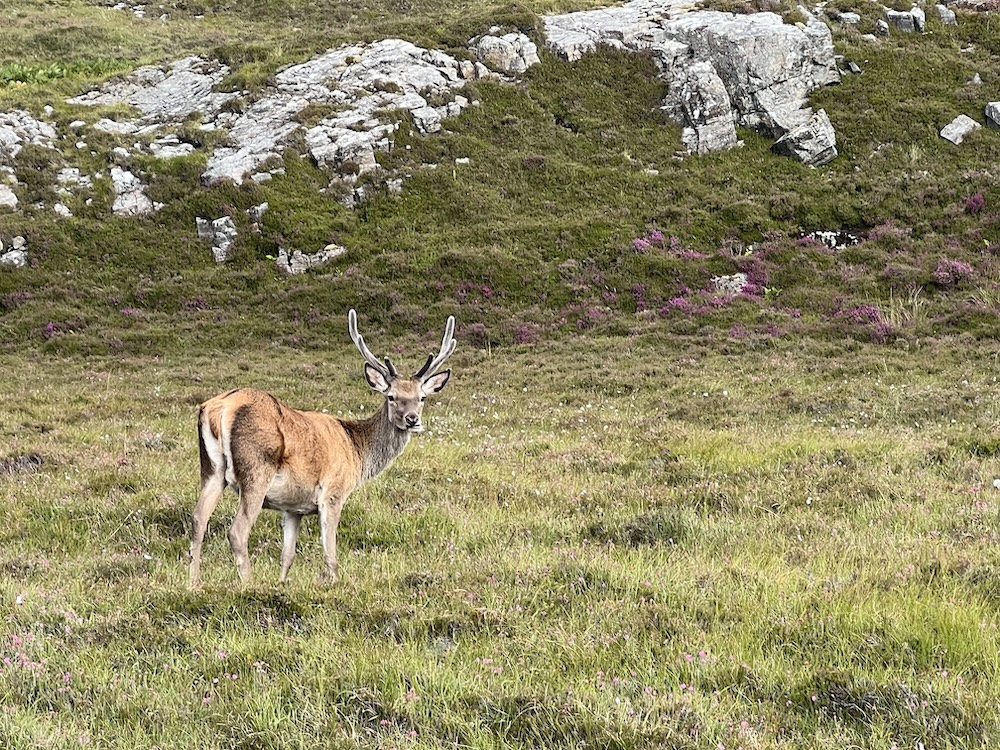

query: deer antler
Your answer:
[414,315,456,379]
[349,309,391,379]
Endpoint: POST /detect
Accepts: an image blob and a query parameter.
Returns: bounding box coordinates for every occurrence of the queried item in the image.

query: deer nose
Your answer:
[405,414,419,427]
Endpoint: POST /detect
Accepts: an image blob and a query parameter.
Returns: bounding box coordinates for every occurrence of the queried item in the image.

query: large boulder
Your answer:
[543,0,840,161]
[661,9,839,138]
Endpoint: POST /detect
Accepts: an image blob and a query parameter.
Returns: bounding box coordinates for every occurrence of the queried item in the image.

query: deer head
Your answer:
[348,309,455,432]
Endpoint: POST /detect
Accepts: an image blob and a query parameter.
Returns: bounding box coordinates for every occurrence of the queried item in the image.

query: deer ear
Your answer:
[420,369,450,396]
[364,363,391,393]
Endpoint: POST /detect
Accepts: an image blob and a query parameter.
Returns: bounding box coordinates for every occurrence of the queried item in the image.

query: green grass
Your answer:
[3,0,1000,746]
[1,339,999,748]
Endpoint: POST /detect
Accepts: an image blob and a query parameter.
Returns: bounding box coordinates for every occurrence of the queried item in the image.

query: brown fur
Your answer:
[187,312,454,588]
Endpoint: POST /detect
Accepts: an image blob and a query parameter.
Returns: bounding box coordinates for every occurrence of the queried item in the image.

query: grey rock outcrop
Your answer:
[1,110,58,161]
[65,39,493,189]
[276,244,347,275]
[543,0,681,62]
[940,114,981,144]
[196,216,239,263]
[203,39,491,185]
[111,166,161,216]
[0,109,58,210]
[771,108,837,166]
[68,56,238,123]
[543,0,840,162]
[663,61,739,154]
[666,10,839,137]
[472,30,541,75]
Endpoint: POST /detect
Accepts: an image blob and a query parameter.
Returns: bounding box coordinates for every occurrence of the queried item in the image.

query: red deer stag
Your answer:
[188,309,455,588]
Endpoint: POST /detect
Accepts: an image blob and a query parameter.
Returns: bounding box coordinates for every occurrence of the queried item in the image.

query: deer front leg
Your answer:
[279,512,302,584]
[317,496,345,585]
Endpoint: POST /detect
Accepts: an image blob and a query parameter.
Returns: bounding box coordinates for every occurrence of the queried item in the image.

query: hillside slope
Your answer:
[1,0,999,353]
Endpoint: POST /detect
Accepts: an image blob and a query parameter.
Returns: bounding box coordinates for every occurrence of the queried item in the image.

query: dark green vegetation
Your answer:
[1,1,1000,748]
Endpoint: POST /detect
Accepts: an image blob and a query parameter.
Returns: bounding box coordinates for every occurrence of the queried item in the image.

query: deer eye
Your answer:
[387,395,396,402]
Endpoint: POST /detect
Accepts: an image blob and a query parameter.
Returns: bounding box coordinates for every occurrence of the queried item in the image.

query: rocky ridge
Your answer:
[0,0,987,272]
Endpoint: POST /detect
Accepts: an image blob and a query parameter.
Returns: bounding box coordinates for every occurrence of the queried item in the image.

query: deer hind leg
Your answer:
[226,403,283,585]
[279,512,303,584]
[189,475,225,589]
[318,496,345,585]
[190,421,226,589]
[227,477,272,584]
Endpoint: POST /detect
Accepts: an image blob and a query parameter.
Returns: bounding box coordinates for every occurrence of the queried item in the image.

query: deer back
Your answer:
[200,388,366,497]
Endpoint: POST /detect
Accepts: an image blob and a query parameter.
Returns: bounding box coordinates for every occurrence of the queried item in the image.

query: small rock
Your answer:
[247,202,269,223]
[771,109,838,166]
[195,216,239,262]
[935,4,957,24]
[0,185,17,210]
[0,248,27,267]
[209,216,238,263]
[275,244,346,275]
[886,9,914,32]
[150,136,195,158]
[985,102,1000,129]
[940,114,981,145]
[472,32,541,75]
[839,11,861,24]
[968,73,983,85]
[195,217,214,241]
[712,272,749,295]
[876,19,890,35]
[110,166,158,216]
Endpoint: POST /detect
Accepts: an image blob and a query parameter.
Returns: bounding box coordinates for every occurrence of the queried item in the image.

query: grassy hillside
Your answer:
[1,1,1000,748]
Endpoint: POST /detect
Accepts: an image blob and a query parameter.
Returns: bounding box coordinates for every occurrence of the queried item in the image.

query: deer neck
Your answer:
[345,401,411,486]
